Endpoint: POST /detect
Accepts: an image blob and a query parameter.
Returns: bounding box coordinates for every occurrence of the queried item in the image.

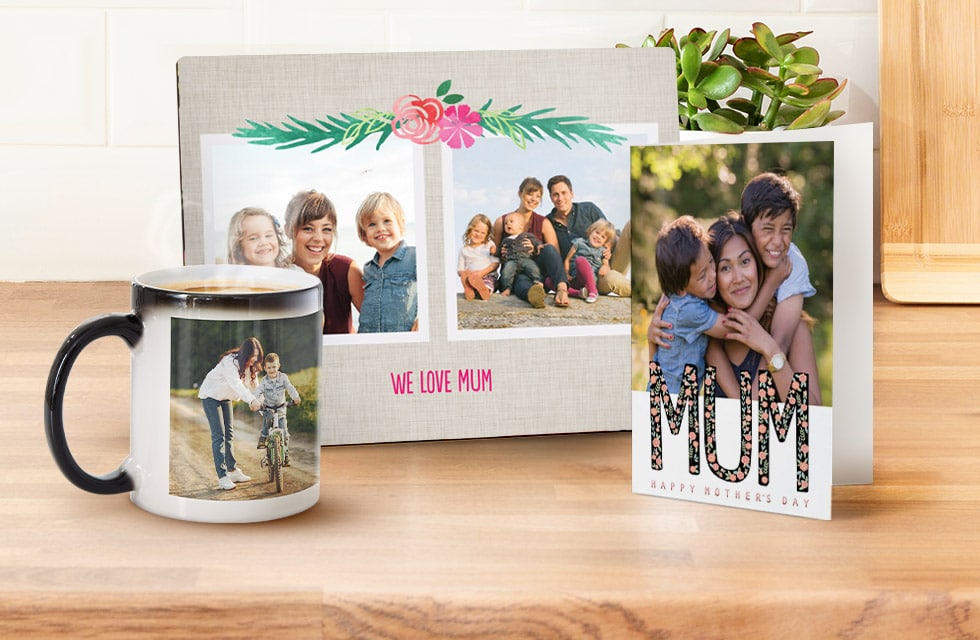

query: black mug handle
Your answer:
[44,313,143,494]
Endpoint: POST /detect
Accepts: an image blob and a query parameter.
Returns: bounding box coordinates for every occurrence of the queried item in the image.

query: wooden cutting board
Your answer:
[880,0,980,303]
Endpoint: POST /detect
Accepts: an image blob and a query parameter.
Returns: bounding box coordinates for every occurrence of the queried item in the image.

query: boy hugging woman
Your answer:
[648,172,823,406]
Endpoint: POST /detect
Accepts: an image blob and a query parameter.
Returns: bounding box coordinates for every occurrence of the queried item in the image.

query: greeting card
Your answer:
[630,124,874,518]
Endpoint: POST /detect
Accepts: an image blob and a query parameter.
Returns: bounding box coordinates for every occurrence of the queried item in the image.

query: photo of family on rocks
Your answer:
[454,174,632,330]
[449,129,644,332]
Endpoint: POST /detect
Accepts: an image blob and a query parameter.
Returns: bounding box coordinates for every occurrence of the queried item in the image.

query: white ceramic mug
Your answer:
[44,264,323,523]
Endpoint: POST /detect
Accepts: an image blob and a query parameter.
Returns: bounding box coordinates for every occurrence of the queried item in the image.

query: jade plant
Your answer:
[618,22,847,133]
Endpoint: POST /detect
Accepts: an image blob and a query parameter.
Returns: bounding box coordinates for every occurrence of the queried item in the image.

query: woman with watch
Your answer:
[648,214,821,404]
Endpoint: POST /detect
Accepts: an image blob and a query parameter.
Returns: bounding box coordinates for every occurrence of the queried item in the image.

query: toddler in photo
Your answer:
[227,207,290,268]
[356,192,418,333]
[498,211,542,297]
[652,216,729,395]
[458,213,499,300]
[564,219,621,303]
[255,353,301,464]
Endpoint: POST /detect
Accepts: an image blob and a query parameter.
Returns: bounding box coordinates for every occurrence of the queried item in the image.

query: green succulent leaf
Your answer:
[682,28,708,50]
[687,87,708,109]
[680,41,702,86]
[825,109,845,124]
[705,28,730,61]
[641,34,657,47]
[718,54,747,72]
[780,93,825,109]
[803,78,840,98]
[697,29,718,55]
[726,97,759,116]
[710,107,748,125]
[753,22,786,64]
[698,64,742,100]
[656,28,677,50]
[747,67,781,83]
[789,46,820,66]
[787,99,831,129]
[695,60,718,84]
[775,104,805,124]
[786,82,811,97]
[824,77,848,101]
[776,30,813,46]
[786,63,823,77]
[692,111,745,133]
[732,38,769,67]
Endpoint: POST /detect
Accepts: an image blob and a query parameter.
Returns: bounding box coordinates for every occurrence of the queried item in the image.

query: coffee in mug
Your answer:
[44,264,323,523]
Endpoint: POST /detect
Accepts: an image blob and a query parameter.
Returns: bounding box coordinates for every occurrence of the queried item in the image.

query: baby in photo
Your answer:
[498,211,542,297]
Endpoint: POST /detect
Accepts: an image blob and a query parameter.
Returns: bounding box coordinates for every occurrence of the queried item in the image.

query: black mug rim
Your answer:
[132,264,322,312]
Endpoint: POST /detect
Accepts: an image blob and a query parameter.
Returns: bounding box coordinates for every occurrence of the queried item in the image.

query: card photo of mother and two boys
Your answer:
[634,145,834,409]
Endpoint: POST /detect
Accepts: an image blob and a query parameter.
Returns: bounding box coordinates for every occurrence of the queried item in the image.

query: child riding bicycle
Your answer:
[255,353,301,465]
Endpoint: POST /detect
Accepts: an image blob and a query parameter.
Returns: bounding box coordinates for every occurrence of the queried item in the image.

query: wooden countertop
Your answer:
[3,282,979,638]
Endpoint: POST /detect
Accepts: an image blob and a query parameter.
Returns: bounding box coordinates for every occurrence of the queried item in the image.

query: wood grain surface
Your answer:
[4,282,980,638]
[880,0,980,302]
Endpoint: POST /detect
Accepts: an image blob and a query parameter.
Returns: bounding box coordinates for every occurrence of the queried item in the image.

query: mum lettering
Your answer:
[648,362,810,491]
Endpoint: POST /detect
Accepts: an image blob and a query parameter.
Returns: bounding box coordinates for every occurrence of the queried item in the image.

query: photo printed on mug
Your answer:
[169,312,321,500]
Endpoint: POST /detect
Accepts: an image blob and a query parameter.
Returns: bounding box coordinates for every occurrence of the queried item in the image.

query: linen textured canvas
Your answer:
[177,49,678,444]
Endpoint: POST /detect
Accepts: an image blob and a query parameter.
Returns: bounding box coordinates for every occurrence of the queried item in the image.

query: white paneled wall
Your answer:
[0,2,878,281]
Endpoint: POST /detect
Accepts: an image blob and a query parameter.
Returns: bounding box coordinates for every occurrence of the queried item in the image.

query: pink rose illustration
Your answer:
[391,94,444,144]
[438,104,484,149]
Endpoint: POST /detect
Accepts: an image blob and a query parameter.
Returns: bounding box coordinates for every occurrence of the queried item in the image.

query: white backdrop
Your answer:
[0,3,879,281]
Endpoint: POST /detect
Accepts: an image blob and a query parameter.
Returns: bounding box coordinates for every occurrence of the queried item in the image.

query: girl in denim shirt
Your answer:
[355,192,418,333]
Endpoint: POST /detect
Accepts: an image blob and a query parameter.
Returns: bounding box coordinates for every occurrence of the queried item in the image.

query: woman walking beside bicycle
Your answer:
[198,336,263,491]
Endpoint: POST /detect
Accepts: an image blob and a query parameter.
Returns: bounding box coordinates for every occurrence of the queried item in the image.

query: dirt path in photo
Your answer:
[169,395,317,501]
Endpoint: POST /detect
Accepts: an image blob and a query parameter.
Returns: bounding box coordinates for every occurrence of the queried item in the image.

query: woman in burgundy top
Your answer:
[490,177,570,308]
[284,190,364,334]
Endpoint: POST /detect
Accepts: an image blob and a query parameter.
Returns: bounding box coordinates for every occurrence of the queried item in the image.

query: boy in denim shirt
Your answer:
[652,216,728,395]
[356,192,418,333]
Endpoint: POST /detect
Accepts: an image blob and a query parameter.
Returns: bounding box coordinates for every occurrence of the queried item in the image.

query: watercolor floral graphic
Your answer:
[438,104,484,149]
[234,80,625,152]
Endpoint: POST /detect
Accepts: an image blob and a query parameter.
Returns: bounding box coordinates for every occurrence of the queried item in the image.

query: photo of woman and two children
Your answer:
[631,141,834,407]
[225,189,418,335]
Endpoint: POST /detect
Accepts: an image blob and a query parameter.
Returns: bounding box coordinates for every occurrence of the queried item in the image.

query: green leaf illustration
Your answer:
[234,81,626,153]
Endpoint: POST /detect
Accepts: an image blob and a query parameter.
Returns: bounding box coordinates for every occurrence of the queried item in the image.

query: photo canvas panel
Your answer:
[630,123,874,519]
[177,48,679,444]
